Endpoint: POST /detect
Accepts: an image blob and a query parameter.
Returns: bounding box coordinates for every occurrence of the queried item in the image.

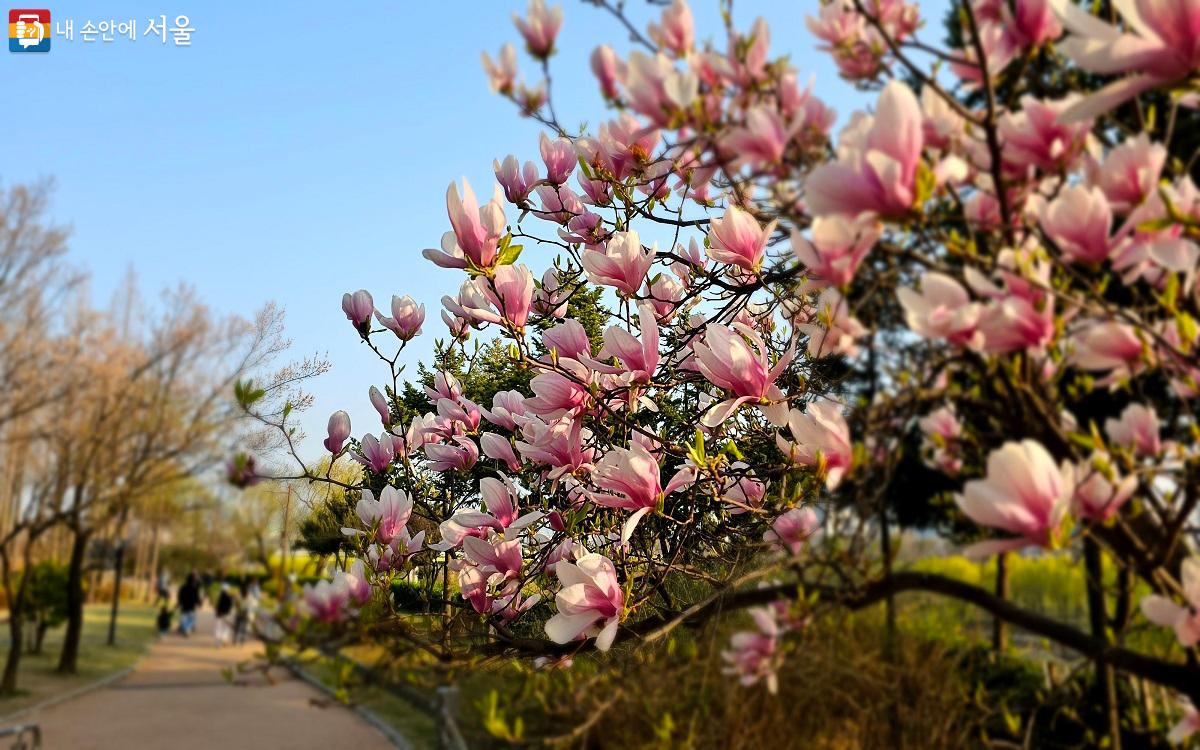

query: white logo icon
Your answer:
[15,14,44,48]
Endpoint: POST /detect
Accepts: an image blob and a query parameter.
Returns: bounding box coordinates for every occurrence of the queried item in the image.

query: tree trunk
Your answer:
[33,621,48,655]
[0,554,26,695]
[2,606,24,695]
[57,527,89,674]
[107,542,125,646]
[878,502,902,748]
[145,522,161,603]
[992,552,1010,653]
[1084,536,1121,749]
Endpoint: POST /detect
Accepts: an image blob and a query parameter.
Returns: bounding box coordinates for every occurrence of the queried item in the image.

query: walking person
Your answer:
[155,569,171,602]
[176,572,201,637]
[233,580,256,645]
[213,583,234,647]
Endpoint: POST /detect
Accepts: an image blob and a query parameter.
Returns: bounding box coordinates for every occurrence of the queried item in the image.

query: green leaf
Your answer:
[495,233,524,267]
[687,428,706,465]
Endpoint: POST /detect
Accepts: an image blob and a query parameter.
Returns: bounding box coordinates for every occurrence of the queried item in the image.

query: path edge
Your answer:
[282,659,414,750]
[0,659,141,725]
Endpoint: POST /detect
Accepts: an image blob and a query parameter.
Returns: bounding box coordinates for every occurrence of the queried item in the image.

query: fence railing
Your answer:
[0,723,41,750]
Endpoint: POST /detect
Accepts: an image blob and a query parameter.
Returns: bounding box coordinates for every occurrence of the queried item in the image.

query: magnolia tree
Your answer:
[237,0,1200,743]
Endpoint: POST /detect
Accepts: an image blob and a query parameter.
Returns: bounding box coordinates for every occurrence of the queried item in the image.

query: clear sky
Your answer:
[6,0,949,463]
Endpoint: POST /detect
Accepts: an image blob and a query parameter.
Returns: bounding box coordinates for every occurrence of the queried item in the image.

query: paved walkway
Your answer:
[20,610,395,750]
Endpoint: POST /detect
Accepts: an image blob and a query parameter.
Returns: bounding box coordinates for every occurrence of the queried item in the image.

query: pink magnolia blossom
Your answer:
[1168,697,1200,744]
[956,440,1075,557]
[976,295,1056,355]
[581,230,656,296]
[591,44,623,99]
[591,441,696,542]
[481,432,523,472]
[375,295,424,341]
[807,1,887,80]
[348,486,414,545]
[919,406,962,443]
[514,0,564,59]
[524,363,593,419]
[722,607,784,693]
[791,216,880,288]
[648,0,694,57]
[646,273,685,321]
[590,302,660,384]
[442,309,470,341]
[1051,0,1200,122]
[341,290,374,332]
[225,453,261,489]
[897,272,983,348]
[763,507,819,555]
[494,154,539,205]
[559,211,609,248]
[1140,557,1200,647]
[428,179,506,271]
[533,268,570,318]
[424,436,479,473]
[437,397,482,433]
[796,288,866,358]
[544,553,625,651]
[516,82,547,114]
[997,96,1091,174]
[623,51,698,125]
[991,0,1063,49]
[425,371,463,404]
[721,106,795,170]
[481,390,527,431]
[1070,321,1146,381]
[336,559,372,608]
[721,462,766,513]
[454,475,543,536]
[461,532,525,582]
[1090,133,1167,213]
[481,43,518,94]
[865,0,920,38]
[1073,454,1138,522]
[540,133,576,185]
[806,81,923,218]
[726,17,772,84]
[1039,185,1113,264]
[354,432,395,473]
[694,322,794,427]
[707,205,776,273]
[303,578,349,624]
[920,406,964,475]
[491,582,542,623]
[542,319,593,362]
[1104,402,1162,457]
[515,416,596,479]
[776,402,854,490]
[324,410,351,454]
[478,264,535,330]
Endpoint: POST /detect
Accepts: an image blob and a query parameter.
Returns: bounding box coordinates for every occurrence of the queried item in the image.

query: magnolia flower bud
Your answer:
[341,290,374,335]
[369,387,391,427]
[324,410,352,454]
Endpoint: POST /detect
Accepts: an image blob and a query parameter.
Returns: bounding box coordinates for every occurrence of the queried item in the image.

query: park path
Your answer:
[20,610,397,750]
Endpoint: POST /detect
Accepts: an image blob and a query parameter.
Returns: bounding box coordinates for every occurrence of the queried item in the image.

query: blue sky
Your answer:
[6,0,949,462]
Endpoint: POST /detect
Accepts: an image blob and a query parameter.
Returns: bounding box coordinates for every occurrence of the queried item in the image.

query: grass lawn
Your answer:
[0,602,157,717]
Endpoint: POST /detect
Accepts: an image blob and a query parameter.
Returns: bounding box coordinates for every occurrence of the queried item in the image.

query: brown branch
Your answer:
[490,571,1200,701]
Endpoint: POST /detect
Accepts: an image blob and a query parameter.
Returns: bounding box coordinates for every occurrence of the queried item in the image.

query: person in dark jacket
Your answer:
[213,583,234,647]
[177,572,201,636]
